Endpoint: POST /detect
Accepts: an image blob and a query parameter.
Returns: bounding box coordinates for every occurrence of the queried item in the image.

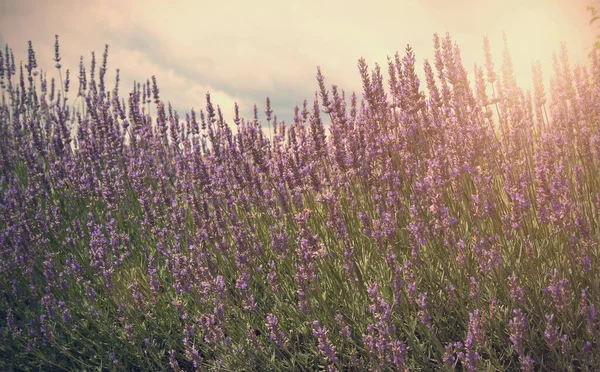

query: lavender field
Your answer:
[1,33,599,371]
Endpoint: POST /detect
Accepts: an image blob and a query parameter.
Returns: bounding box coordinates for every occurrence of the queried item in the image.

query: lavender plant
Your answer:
[1,33,599,371]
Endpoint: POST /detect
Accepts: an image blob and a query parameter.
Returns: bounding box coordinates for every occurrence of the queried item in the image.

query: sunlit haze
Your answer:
[0,0,595,123]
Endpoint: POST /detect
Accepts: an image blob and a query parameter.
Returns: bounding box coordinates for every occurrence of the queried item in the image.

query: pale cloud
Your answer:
[0,0,595,124]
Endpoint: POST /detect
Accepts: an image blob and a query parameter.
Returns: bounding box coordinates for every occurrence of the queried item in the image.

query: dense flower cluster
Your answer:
[1,33,600,370]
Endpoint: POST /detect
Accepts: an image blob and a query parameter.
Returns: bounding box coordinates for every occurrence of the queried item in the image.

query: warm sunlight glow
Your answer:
[493,7,585,91]
[0,0,593,122]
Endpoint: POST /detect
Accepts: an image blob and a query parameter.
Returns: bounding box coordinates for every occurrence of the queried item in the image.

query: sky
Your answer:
[0,0,596,124]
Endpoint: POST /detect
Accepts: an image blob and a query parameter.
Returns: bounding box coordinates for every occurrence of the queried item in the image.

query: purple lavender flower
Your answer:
[509,308,533,370]
[469,276,479,303]
[391,340,407,371]
[247,328,263,352]
[311,320,339,368]
[199,314,229,350]
[508,274,526,305]
[547,269,570,313]
[544,314,558,349]
[266,314,287,349]
[560,334,570,358]
[109,351,119,366]
[446,284,456,307]
[169,350,182,372]
[443,343,455,367]
[417,292,433,331]
[5,308,21,337]
[579,289,597,337]
[335,314,351,338]
[39,314,55,343]
[53,35,61,69]
[456,309,486,372]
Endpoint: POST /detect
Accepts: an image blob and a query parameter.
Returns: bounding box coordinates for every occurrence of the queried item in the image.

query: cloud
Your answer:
[101,24,314,121]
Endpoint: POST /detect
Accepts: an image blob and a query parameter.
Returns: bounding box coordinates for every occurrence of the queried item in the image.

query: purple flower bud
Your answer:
[53,35,61,69]
[266,313,287,349]
[544,314,558,349]
[311,320,338,366]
